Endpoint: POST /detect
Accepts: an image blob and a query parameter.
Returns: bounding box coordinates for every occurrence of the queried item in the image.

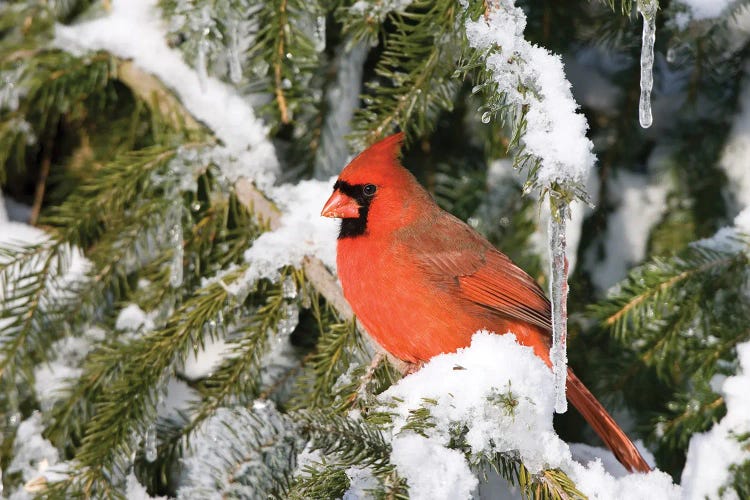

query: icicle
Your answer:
[277,302,299,336]
[144,425,158,462]
[168,205,183,288]
[313,15,326,52]
[228,19,243,84]
[637,0,657,129]
[548,199,569,413]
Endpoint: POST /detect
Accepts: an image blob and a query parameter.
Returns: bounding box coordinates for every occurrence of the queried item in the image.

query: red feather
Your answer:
[324,133,650,473]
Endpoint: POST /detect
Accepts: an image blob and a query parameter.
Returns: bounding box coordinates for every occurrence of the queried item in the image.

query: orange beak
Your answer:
[321,190,361,219]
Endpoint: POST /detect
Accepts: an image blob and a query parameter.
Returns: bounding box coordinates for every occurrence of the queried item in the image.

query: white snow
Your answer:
[677,0,733,22]
[33,327,104,412]
[464,3,596,188]
[7,413,59,484]
[125,472,167,500]
[380,331,679,499]
[694,207,750,254]
[681,341,750,500]
[53,0,278,188]
[180,336,234,381]
[720,73,750,211]
[115,304,156,332]
[342,466,379,499]
[234,179,338,288]
[390,434,478,500]
[585,170,668,293]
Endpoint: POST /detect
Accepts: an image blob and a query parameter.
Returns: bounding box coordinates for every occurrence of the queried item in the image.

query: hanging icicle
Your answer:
[637,0,657,129]
[168,203,184,288]
[144,424,158,463]
[549,198,569,413]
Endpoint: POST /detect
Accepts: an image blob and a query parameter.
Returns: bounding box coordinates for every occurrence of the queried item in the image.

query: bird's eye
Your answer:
[363,184,377,196]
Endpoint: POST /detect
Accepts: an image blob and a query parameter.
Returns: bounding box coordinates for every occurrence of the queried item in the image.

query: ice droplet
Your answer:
[253,59,269,76]
[282,275,297,299]
[281,78,292,89]
[313,15,326,52]
[481,111,491,124]
[168,206,183,288]
[277,302,299,336]
[666,46,676,64]
[144,425,158,462]
[637,0,657,129]
[548,199,569,414]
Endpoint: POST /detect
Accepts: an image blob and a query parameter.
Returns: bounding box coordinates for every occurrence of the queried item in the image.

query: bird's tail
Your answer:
[566,368,651,473]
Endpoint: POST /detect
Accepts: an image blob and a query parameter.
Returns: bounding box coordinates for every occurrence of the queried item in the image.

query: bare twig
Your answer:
[274,0,291,124]
[30,139,52,225]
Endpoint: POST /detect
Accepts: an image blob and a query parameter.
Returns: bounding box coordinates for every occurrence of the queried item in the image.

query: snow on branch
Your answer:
[53,0,278,188]
[50,0,382,370]
[377,332,679,499]
[681,338,750,499]
[463,0,596,193]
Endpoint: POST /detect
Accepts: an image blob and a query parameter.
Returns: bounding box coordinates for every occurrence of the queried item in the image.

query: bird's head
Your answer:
[321,132,429,239]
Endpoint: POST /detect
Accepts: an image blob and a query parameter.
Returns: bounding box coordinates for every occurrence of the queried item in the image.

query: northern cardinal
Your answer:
[321,132,650,473]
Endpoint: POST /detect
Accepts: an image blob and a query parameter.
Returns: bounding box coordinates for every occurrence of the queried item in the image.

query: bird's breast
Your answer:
[336,237,493,363]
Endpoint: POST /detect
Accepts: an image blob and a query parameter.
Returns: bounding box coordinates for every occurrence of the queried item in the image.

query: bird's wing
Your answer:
[405,213,551,332]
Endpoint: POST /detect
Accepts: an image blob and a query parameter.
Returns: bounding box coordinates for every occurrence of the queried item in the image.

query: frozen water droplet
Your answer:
[637,0,656,129]
[472,84,483,94]
[666,46,676,64]
[277,302,299,336]
[313,15,326,52]
[144,425,158,462]
[481,111,491,124]
[281,78,292,89]
[286,52,293,60]
[191,201,202,211]
[169,220,183,288]
[253,59,269,76]
[7,412,20,427]
[282,276,297,299]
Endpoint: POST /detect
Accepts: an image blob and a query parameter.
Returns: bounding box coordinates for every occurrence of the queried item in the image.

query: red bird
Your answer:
[321,132,650,473]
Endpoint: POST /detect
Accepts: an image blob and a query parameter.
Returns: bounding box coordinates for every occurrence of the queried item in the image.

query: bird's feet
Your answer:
[403,361,424,376]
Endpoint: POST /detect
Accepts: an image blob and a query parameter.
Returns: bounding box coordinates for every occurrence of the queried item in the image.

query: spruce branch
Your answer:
[596,242,747,348]
[0,239,73,384]
[247,0,324,124]
[351,0,462,146]
[69,267,248,482]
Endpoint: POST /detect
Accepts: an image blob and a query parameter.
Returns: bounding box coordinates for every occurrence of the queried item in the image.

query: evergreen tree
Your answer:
[1,0,749,498]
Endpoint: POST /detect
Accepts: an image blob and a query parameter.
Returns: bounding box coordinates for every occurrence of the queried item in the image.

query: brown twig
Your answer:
[29,139,52,225]
[273,0,290,124]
